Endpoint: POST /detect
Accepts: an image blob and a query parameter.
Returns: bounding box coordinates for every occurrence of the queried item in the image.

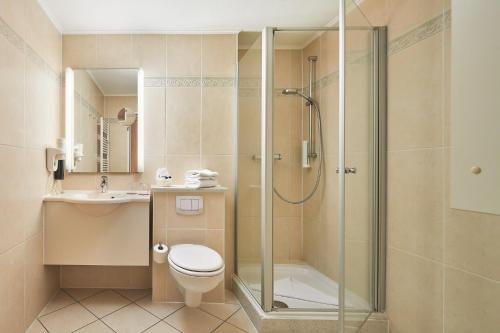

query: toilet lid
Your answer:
[168,244,223,272]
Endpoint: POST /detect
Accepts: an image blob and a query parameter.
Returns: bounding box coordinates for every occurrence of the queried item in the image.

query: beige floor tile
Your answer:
[26,319,48,333]
[199,302,240,320]
[143,321,180,333]
[64,288,104,301]
[164,307,223,333]
[39,303,97,333]
[81,290,131,318]
[102,303,159,333]
[136,296,184,319]
[226,309,258,333]
[214,322,246,333]
[74,320,114,333]
[38,291,76,316]
[115,288,152,301]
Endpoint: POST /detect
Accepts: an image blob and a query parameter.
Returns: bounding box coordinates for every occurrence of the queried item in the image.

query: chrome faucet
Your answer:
[100,175,109,193]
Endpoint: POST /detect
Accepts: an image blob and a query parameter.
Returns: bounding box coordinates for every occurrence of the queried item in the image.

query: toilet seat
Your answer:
[168,244,224,277]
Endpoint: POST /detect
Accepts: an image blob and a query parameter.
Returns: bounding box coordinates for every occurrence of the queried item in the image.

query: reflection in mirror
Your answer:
[65,68,144,173]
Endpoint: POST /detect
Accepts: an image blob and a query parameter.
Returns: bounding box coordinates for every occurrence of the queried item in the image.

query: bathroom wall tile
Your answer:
[388,33,443,151]
[386,247,443,333]
[319,31,339,78]
[63,174,99,190]
[202,34,236,77]
[0,33,25,147]
[167,35,201,77]
[204,193,225,229]
[61,265,105,288]
[445,209,500,282]
[201,87,235,155]
[97,34,133,68]
[386,0,445,40]
[0,0,29,40]
[203,282,225,303]
[0,146,25,254]
[24,0,62,71]
[165,155,200,185]
[387,148,444,261]
[236,96,260,156]
[62,35,98,68]
[167,229,207,246]
[236,217,260,261]
[24,233,59,328]
[302,38,320,87]
[24,149,47,240]
[144,89,165,157]
[444,267,500,333]
[153,193,168,230]
[166,87,201,155]
[0,243,25,333]
[132,35,166,77]
[129,266,152,289]
[206,229,225,258]
[345,240,371,303]
[25,60,49,149]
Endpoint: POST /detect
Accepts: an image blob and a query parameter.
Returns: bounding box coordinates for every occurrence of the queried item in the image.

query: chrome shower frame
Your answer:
[233,24,388,332]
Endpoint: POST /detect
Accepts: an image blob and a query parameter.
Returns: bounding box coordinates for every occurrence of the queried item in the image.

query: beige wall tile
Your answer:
[63,35,98,68]
[165,155,200,185]
[202,35,236,77]
[25,60,49,149]
[0,244,25,333]
[132,35,166,77]
[24,233,59,328]
[444,267,500,333]
[166,87,201,155]
[201,87,235,155]
[0,146,25,254]
[24,149,47,240]
[144,88,166,156]
[97,35,133,68]
[0,33,25,147]
[445,209,500,281]
[0,0,29,40]
[388,33,443,151]
[386,248,443,333]
[387,149,444,261]
[167,35,201,77]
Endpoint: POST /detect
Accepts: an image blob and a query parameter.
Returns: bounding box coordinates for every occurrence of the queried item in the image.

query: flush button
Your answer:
[176,196,204,215]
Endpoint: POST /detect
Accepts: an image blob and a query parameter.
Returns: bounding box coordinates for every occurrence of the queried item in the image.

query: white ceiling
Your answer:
[86,69,138,96]
[39,0,339,34]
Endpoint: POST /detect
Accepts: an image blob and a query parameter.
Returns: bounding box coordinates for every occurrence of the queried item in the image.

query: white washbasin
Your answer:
[44,190,150,204]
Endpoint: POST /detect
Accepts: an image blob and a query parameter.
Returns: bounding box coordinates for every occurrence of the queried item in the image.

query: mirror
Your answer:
[65,68,144,173]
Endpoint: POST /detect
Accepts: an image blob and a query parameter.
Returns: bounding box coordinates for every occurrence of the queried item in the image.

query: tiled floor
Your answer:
[26,288,258,333]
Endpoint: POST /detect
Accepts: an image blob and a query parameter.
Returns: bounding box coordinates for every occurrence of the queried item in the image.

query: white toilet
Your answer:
[167,244,225,307]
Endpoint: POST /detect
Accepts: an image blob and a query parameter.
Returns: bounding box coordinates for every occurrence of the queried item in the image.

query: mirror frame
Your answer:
[64,67,144,173]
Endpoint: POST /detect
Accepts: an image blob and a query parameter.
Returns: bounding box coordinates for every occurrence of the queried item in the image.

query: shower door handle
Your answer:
[336,167,357,174]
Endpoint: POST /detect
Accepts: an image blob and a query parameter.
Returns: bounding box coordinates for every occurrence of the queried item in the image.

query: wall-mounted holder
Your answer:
[46,147,65,172]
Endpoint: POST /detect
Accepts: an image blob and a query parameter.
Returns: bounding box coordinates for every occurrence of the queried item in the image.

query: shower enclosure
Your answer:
[234,1,386,332]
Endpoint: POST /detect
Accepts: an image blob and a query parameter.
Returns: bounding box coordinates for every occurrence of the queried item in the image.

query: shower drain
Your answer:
[273,301,289,309]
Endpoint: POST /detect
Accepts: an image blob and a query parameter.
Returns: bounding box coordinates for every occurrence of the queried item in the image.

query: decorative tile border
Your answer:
[0,16,60,82]
[145,76,236,88]
[389,9,451,56]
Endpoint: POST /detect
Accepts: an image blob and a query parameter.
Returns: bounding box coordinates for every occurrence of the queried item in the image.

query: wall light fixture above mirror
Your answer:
[65,67,144,173]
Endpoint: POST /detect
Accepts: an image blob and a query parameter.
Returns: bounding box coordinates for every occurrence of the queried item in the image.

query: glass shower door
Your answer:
[236,32,263,305]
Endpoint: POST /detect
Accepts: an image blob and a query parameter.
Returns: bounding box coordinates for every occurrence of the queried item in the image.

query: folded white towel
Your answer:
[185,169,219,178]
[184,179,218,189]
[185,175,216,181]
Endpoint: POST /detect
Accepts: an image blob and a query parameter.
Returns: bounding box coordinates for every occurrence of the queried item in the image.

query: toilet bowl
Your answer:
[167,244,224,307]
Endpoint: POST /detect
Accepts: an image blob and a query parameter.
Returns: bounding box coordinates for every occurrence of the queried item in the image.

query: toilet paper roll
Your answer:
[153,243,168,264]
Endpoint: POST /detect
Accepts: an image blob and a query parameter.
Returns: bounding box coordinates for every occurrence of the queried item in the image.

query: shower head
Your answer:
[281,88,314,105]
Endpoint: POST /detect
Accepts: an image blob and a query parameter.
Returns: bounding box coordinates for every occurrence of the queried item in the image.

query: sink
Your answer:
[44,190,150,205]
